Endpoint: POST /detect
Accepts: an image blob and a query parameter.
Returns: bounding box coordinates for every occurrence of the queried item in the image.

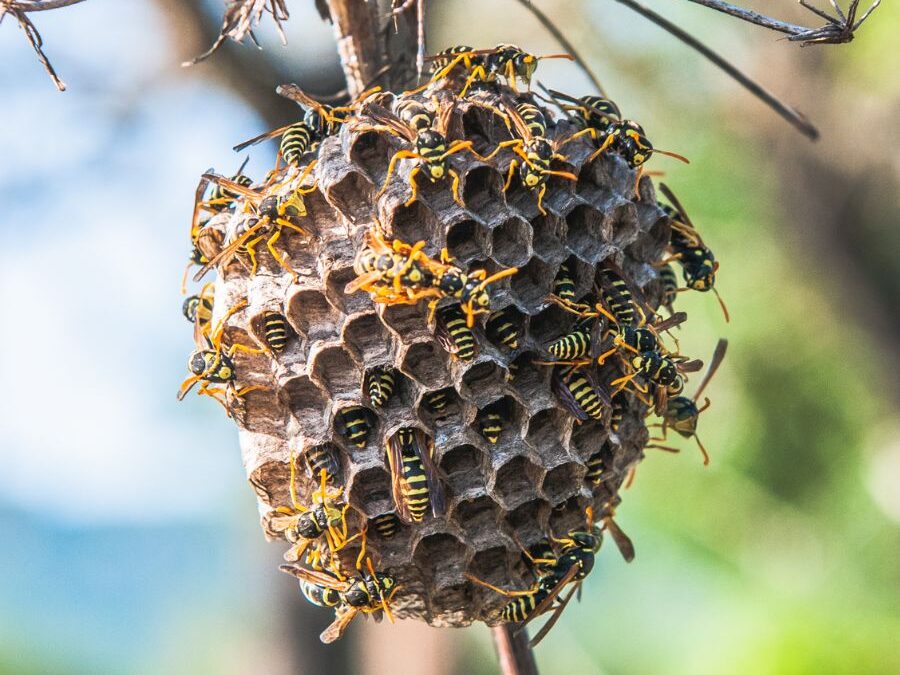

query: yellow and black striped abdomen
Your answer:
[262,311,290,351]
[553,261,576,303]
[499,586,547,623]
[599,269,636,325]
[280,122,315,167]
[565,370,605,420]
[547,322,592,361]
[399,449,431,522]
[439,305,477,361]
[478,410,503,444]
[515,102,547,138]
[335,406,375,447]
[585,451,605,484]
[365,367,396,408]
[371,512,402,539]
[396,99,434,132]
[485,307,520,350]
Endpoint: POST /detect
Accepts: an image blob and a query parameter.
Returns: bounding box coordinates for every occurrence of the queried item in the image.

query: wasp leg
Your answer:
[587,134,616,163]
[535,183,548,216]
[242,234,265,276]
[466,574,537,598]
[448,168,463,207]
[377,150,421,200]
[266,228,300,283]
[502,160,518,192]
[483,139,524,163]
[403,165,423,207]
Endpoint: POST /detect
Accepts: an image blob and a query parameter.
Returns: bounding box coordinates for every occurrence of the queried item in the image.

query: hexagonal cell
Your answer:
[541,461,585,504]
[446,219,489,264]
[570,419,607,462]
[347,129,392,185]
[566,204,612,263]
[347,465,394,516]
[548,495,592,537]
[378,301,430,343]
[490,216,532,268]
[238,388,287,435]
[286,289,342,342]
[528,302,577,347]
[302,442,345,487]
[282,375,327,428]
[363,365,415,412]
[400,340,449,389]
[439,443,485,495]
[492,455,542,509]
[467,546,511,605]
[524,407,571,456]
[629,212,670,263]
[452,495,502,548]
[507,350,548,401]
[461,107,506,147]
[462,165,505,220]
[418,386,461,422]
[505,498,550,546]
[508,256,553,310]
[605,201,639,248]
[530,213,567,263]
[413,533,469,588]
[384,200,442,251]
[342,312,393,364]
[459,361,507,407]
[325,264,372,316]
[309,345,361,398]
[325,170,376,224]
[542,169,579,214]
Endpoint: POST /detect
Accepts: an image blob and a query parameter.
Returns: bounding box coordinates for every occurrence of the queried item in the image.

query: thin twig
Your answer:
[515,0,607,97]
[491,625,539,675]
[4,0,86,11]
[614,0,819,140]
[183,0,290,66]
[0,0,83,91]
[683,0,880,44]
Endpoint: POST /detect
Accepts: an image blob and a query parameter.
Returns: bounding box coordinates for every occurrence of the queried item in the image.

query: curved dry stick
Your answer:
[613,0,819,140]
[4,0,87,11]
[515,0,608,97]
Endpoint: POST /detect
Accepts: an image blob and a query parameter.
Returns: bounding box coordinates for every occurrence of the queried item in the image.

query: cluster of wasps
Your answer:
[176,42,728,642]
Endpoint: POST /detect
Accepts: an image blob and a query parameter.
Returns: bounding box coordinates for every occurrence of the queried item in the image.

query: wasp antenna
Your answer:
[654,148,690,164]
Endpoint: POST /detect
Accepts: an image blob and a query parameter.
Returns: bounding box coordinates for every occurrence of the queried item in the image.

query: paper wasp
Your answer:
[385,427,446,523]
[192,172,316,283]
[182,282,215,346]
[265,457,357,564]
[426,44,573,96]
[552,90,689,194]
[658,183,729,322]
[482,99,578,215]
[280,538,398,643]
[659,263,679,315]
[356,97,482,207]
[176,300,267,415]
[650,339,727,465]
[552,260,577,304]
[345,228,516,327]
[260,310,290,352]
[468,508,609,645]
[551,365,611,423]
[477,400,508,444]
[611,349,704,415]
[303,443,343,484]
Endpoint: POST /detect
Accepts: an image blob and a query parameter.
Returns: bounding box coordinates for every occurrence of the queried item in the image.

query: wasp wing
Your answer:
[604,517,635,562]
[360,102,416,142]
[232,123,299,153]
[528,582,578,648]
[692,338,727,402]
[385,433,414,524]
[320,608,359,644]
[278,564,348,590]
[415,428,446,518]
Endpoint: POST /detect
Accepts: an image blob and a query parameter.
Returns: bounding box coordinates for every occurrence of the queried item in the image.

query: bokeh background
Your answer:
[1,1,898,673]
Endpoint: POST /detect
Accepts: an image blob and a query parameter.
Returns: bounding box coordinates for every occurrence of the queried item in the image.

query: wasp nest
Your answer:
[180,51,722,636]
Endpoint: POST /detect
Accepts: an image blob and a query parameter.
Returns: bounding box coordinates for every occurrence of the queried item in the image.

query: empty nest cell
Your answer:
[459,360,508,407]
[461,165,505,219]
[342,312,393,364]
[446,219,489,264]
[491,455,543,510]
[490,216,532,268]
[309,345,361,398]
[384,200,443,250]
[282,375,327,429]
[412,533,469,589]
[530,213,567,264]
[347,465,394,517]
[286,288,342,342]
[400,340,449,389]
[523,407,571,458]
[439,443,486,495]
[541,461,586,504]
[566,204,612,264]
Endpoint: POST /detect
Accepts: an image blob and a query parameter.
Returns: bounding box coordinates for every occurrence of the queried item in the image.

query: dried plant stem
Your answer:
[491,625,539,675]
[3,0,87,11]
[515,0,608,97]
[613,0,819,140]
